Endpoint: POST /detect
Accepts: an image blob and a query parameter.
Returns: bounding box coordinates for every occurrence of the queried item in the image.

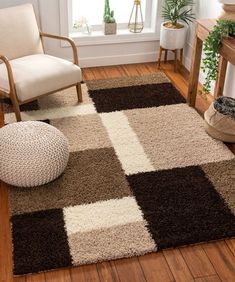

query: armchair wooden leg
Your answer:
[9,91,22,122]
[11,99,21,122]
[76,83,83,102]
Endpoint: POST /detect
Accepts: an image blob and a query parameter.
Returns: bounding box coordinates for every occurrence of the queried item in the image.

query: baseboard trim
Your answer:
[78,52,157,68]
[78,51,175,68]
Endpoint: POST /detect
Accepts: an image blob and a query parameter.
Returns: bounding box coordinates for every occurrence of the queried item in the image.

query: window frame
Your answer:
[59,0,162,47]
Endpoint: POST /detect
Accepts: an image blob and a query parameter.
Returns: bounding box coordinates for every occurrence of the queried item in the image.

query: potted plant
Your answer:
[202,19,235,93]
[160,0,195,50]
[103,0,116,35]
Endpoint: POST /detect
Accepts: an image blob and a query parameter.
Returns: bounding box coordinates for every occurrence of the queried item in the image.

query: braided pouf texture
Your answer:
[0,121,69,187]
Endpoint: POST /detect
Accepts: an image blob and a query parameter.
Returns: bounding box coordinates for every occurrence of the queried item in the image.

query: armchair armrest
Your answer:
[0,54,15,94]
[40,32,78,65]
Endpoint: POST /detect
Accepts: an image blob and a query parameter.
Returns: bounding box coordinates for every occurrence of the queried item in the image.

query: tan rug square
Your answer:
[67,221,156,265]
[51,114,111,152]
[202,159,235,214]
[125,104,235,171]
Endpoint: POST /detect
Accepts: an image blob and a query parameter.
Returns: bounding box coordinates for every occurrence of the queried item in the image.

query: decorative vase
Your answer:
[219,0,235,21]
[103,22,117,35]
[128,0,144,33]
[160,22,188,50]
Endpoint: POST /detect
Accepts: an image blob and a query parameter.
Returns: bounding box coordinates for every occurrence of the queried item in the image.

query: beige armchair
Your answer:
[0,4,82,122]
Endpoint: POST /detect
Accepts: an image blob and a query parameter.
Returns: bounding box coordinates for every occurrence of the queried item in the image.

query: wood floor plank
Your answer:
[91,67,107,80]
[136,64,155,76]
[115,65,129,77]
[13,277,26,282]
[82,68,96,81]
[0,181,13,282]
[44,269,71,282]
[96,261,119,282]
[25,273,46,282]
[194,275,221,282]
[103,66,122,79]
[180,245,216,278]
[226,239,235,256]
[138,252,174,282]
[122,64,140,77]
[203,241,235,281]
[163,248,194,282]
[113,257,146,282]
[70,265,100,282]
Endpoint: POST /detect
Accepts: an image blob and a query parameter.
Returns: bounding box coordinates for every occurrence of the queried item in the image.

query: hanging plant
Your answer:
[202,20,235,94]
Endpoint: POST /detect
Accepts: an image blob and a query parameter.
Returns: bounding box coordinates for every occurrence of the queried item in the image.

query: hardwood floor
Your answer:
[0,62,235,282]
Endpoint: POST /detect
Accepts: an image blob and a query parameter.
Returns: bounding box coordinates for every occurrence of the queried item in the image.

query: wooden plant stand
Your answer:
[158,46,183,72]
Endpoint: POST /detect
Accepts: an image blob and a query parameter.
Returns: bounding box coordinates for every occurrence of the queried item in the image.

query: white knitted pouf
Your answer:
[0,121,69,187]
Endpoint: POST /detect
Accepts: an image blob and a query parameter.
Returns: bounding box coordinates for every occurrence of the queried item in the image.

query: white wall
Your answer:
[0,0,41,25]
[184,0,235,98]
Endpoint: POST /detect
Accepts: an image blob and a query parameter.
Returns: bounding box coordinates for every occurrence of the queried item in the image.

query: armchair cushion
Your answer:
[0,54,82,102]
[0,4,43,60]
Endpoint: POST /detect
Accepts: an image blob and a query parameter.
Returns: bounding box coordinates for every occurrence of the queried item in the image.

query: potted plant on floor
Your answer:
[103,0,117,35]
[160,0,195,50]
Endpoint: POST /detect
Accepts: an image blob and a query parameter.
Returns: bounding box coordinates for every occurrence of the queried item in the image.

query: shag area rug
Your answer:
[4,73,235,276]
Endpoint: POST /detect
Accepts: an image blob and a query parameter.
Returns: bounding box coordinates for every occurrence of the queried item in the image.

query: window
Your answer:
[60,0,160,46]
[69,0,153,33]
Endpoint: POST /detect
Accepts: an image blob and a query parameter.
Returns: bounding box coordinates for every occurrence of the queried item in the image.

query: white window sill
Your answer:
[61,28,159,47]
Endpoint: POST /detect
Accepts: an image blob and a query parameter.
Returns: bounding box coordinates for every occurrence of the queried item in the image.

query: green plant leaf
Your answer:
[202,19,235,93]
[162,0,195,25]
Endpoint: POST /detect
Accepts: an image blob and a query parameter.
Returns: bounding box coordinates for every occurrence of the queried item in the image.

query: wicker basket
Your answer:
[204,97,235,143]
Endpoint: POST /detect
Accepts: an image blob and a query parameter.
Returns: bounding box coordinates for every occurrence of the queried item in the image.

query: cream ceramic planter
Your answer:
[160,22,188,50]
[219,0,235,20]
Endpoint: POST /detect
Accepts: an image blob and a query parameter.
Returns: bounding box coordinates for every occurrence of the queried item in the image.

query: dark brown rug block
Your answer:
[127,166,235,250]
[12,209,72,275]
[89,83,185,113]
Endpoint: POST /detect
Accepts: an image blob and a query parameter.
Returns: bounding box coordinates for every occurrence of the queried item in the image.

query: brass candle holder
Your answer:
[128,0,144,33]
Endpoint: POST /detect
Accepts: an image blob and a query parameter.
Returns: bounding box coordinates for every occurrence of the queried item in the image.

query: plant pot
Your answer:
[160,22,188,50]
[219,0,235,20]
[103,22,117,35]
